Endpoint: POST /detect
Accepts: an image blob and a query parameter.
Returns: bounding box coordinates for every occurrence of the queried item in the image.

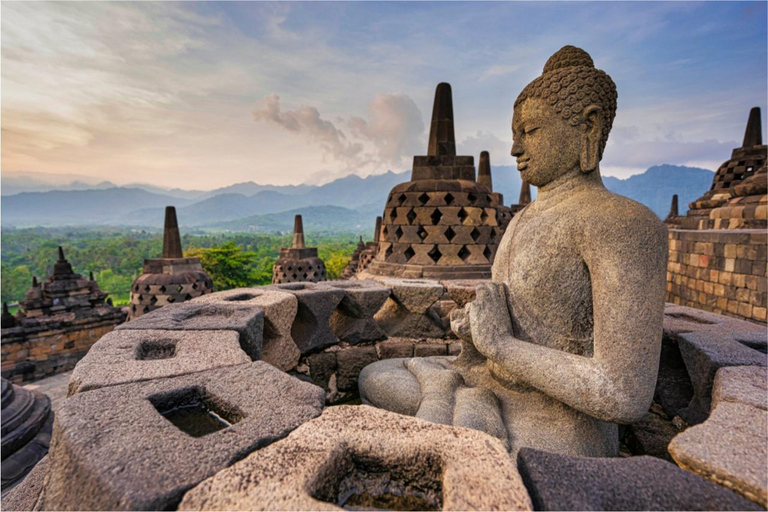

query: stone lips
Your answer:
[118,302,265,361]
[517,448,762,511]
[178,405,532,511]
[37,362,325,511]
[191,288,301,371]
[67,329,251,395]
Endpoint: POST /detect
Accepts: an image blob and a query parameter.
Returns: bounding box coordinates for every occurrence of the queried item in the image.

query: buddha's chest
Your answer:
[492,208,594,351]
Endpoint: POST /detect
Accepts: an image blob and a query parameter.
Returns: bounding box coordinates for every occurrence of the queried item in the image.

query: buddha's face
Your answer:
[511,98,582,187]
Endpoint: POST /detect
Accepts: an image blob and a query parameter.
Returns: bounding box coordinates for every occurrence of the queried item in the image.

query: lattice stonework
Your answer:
[129,268,213,319]
[272,251,327,284]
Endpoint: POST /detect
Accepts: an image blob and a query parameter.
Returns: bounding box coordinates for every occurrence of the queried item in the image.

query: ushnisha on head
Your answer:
[511,46,617,186]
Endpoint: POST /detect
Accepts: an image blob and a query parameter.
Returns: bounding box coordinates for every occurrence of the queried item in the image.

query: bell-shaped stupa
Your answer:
[272,215,328,284]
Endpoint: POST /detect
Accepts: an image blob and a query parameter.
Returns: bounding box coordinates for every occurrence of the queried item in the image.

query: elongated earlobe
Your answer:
[580,105,603,173]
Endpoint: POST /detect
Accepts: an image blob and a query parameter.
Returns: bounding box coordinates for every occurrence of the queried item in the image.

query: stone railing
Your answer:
[4,280,766,510]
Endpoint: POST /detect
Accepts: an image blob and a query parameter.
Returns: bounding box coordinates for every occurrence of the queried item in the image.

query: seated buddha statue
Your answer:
[358,46,668,457]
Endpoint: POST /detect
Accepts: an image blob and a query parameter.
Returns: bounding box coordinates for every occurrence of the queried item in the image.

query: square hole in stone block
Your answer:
[312,450,443,511]
[135,339,178,360]
[149,387,244,438]
[225,293,258,301]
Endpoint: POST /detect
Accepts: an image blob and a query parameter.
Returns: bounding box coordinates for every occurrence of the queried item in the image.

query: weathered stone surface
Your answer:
[67,329,250,395]
[413,342,448,357]
[38,362,324,511]
[517,447,761,511]
[327,280,389,344]
[336,346,379,393]
[361,47,667,458]
[664,304,768,423]
[307,352,337,391]
[191,288,300,371]
[373,278,446,338]
[669,401,767,507]
[712,365,767,411]
[669,366,768,506]
[267,283,346,354]
[376,339,414,360]
[623,408,679,461]
[443,279,487,307]
[118,302,265,361]
[2,455,48,511]
[179,405,532,511]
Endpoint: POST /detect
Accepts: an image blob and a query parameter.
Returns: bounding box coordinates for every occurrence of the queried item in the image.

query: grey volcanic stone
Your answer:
[118,302,265,361]
[68,329,250,395]
[376,339,414,359]
[2,455,48,511]
[669,365,768,507]
[373,278,445,338]
[327,280,389,344]
[443,279,487,307]
[179,405,532,511]
[38,362,324,511]
[307,352,337,391]
[192,288,301,371]
[266,283,346,354]
[713,366,767,411]
[663,304,767,424]
[517,447,762,511]
[336,346,378,392]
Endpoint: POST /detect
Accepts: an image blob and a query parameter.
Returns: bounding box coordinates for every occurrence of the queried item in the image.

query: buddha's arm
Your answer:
[472,216,668,424]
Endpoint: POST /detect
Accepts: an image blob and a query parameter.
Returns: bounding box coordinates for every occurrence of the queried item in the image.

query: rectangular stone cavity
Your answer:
[135,339,178,360]
[149,386,244,438]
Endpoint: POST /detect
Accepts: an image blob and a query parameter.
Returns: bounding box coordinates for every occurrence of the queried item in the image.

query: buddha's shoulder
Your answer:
[570,186,667,239]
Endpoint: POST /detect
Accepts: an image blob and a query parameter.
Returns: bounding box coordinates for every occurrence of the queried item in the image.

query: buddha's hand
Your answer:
[449,307,472,342]
[469,282,513,360]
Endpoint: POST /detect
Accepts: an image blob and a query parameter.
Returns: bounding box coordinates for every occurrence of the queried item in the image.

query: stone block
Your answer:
[2,454,49,511]
[662,304,767,424]
[307,352,337,391]
[327,280,390,345]
[191,288,300,371]
[38,362,324,511]
[517,448,761,511]
[376,339,414,360]
[336,346,379,392]
[118,302,264,361]
[266,283,346,354]
[413,342,448,357]
[374,278,446,339]
[669,402,767,507]
[68,330,250,395]
[179,405,532,511]
[712,365,767,411]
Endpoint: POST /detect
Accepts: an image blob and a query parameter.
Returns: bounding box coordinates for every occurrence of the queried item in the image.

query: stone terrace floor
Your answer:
[22,371,71,413]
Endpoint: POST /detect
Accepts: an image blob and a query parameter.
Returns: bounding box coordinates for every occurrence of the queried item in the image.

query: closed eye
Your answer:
[525,127,540,134]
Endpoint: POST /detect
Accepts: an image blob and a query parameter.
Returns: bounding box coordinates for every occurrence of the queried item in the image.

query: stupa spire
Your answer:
[58,246,65,262]
[427,83,456,156]
[162,206,184,259]
[478,151,493,191]
[291,215,306,249]
[669,195,679,218]
[742,107,762,148]
[373,216,382,243]
[519,179,532,206]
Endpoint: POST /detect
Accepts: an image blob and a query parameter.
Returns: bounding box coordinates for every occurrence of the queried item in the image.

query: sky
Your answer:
[1,1,766,190]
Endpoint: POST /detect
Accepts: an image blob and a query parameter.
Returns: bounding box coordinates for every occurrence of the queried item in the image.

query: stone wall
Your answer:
[667,229,767,324]
[1,314,126,383]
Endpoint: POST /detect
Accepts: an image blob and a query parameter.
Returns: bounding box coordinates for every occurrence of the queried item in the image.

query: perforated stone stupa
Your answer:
[272,215,328,284]
[684,107,767,229]
[366,83,504,279]
[128,207,213,320]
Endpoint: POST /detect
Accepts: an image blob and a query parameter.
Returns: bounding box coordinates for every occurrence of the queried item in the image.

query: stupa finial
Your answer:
[427,83,456,156]
[162,206,184,259]
[743,107,762,148]
[58,246,65,262]
[292,215,306,249]
[478,151,493,191]
[374,216,382,243]
[669,195,679,218]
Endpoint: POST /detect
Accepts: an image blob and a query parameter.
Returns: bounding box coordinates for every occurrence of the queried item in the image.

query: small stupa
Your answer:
[340,237,367,280]
[357,216,383,275]
[128,206,214,320]
[366,83,505,279]
[272,215,328,284]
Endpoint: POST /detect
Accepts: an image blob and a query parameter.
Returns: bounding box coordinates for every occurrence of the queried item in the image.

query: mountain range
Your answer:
[1,165,714,232]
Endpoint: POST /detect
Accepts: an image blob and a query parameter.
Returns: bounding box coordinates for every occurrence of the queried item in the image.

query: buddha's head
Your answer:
[511,46,617,187]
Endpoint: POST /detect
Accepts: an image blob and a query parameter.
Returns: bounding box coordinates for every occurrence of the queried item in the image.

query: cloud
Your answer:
[252,93,363,163]
[253,92,425,174]
[348,93,425,165]
[458,131,513,166]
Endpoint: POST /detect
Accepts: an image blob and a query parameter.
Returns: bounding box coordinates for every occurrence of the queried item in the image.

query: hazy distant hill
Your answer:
[1,188,194,227]
[213,205,375,234]
[1,165,713,229]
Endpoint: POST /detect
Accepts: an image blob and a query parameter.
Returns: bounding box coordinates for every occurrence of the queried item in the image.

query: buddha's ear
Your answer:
[580,105,603,173]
